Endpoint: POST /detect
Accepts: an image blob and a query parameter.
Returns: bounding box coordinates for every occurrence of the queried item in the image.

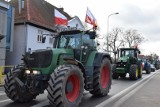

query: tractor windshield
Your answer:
[120,50,134,57]
[57,31,97,50]
[58,33,81,49]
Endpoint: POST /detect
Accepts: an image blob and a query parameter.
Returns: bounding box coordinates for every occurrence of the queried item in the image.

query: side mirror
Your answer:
[86,31,96,39]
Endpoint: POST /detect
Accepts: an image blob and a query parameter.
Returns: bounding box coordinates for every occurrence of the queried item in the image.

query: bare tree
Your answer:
[107,27,125,52]
[123,29,144,48]
[100,27,124,62]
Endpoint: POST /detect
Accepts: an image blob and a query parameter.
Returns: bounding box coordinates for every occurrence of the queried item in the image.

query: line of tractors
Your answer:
[3,27,159,107]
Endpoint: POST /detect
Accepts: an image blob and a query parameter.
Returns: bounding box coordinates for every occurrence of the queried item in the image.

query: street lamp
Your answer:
[107,12,119,52]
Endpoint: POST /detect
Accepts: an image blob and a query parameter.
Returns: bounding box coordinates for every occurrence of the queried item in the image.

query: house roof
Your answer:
[9,0,71,31]
[0,0,9,9]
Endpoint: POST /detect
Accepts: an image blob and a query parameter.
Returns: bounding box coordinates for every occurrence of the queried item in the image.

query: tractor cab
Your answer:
[56,29,97,64]
[117,48,140,63]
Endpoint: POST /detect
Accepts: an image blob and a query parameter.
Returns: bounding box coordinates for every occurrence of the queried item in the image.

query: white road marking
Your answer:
[0,92,6,96]
[112,73,155,107]
[96,72,156,107]
[31,100,49,107]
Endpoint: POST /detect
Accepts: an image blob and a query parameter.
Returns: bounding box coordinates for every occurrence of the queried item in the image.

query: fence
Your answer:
[0,66,13,85]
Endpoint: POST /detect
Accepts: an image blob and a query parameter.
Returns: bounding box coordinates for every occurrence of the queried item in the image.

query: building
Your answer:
[68,16,85,30]
[6,0,72,65]
[0,1,9,69]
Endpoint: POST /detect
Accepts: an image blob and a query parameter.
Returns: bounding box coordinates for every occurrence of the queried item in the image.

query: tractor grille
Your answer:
[117,62,127,68]
[27,50,53,68]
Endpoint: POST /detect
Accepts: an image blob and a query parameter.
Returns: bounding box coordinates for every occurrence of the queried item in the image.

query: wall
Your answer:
[6,24,55,66]
[0,1,8,69]
[6,25,26,65]
[68,16,85,30]
[26,25,54,51]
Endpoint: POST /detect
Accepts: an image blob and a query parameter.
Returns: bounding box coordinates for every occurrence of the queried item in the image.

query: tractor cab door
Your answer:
[80,34,96,64]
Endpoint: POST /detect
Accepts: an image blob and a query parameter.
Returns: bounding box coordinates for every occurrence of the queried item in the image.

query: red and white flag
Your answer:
[85,8,97,27]
[54,9,68,25]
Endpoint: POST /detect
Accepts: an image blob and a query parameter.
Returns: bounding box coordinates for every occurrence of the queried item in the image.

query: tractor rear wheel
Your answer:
[47,64,84,107]
[112,64,119,79]
[90,58,111,96]
[4,65,38,103]
[138,63,142,78]
[129,64,138,80]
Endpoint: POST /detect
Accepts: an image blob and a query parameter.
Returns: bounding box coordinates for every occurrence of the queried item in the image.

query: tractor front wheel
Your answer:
[90,58,111,96]
[4,65,38,103]
[112,64,119,79]
[47,65,84,107]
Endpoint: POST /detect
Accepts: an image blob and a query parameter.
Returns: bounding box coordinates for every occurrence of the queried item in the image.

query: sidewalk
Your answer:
[119,70,160,107]
[0,75,6,87]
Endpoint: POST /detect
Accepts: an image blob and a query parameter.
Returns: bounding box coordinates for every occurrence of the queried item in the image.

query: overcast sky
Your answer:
[46,0,160,57]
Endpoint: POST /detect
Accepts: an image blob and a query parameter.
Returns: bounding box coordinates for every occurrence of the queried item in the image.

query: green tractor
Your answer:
[112,48,142,80]
[4,28,112,107]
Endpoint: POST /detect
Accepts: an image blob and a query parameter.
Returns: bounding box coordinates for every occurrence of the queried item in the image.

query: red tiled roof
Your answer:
[9,0,71,31]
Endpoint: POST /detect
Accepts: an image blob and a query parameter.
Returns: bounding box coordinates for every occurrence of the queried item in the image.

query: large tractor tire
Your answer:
[4,65,38,102]
[146,66,151,74]
[89,58,111,96]
[138,63,143,78]
[129,64,138,80]
[112,64,119,79]
[47,64,84,107]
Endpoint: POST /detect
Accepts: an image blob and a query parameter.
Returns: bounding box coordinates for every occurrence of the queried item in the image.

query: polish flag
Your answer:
[54,9,68,25]
[85,8,97,27]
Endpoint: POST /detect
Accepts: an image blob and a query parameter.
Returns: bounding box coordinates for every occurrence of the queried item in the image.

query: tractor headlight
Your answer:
[33,70,40,75]
[25,70,31,74]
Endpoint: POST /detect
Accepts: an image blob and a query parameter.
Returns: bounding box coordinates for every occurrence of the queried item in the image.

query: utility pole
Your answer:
[107,12,119,53]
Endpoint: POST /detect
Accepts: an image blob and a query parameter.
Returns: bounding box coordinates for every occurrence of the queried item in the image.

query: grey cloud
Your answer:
[114,4,160,41]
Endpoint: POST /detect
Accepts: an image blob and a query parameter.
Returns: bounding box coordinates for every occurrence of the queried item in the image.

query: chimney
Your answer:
[58,7,64,11]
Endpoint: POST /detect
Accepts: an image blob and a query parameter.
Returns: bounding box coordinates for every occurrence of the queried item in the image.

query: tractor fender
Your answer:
[93,52,112,67]
[63,58,85,74]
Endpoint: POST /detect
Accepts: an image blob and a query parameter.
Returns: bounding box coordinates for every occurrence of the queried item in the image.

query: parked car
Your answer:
[150,64,156,72]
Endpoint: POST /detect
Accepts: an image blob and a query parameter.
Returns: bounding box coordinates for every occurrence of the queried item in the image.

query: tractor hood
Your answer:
[23,48,74,69]
[24,49,53,68]
[118,56,129,62]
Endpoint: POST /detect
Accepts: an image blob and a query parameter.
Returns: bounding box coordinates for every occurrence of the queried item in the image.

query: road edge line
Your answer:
[96,72,156,107]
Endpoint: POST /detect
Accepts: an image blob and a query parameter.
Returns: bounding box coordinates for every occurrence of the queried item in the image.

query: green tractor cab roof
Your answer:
[59,30,83,35]
[59,29,97,39]
[119,48,139,51]
[119,48,141,54]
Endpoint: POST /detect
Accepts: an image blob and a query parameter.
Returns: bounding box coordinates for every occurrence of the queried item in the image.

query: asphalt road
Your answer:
[0,70,158,107]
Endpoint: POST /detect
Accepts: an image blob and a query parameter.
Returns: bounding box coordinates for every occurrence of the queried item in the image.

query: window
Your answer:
[37,30,43,43]
[0,11,7,35]
[49,37,53,44]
